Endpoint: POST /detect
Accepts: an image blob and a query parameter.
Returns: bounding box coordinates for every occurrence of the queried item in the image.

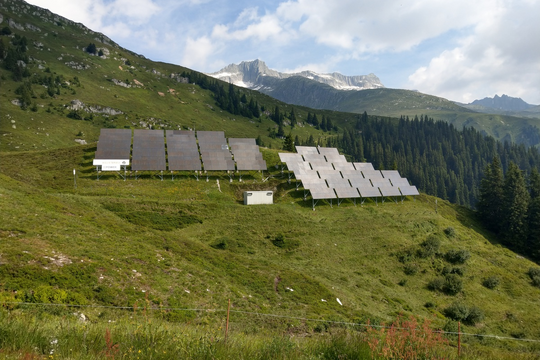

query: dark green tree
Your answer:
[528,169,540,258]
[501,162,530,249]
[289,108,297,128]
[283,133,295,152]
[86,43,97,54]
[477,157,504,233]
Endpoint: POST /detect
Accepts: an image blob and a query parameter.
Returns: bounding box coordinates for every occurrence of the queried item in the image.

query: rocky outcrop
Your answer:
[68,100,123,116]
[207,59,384,91]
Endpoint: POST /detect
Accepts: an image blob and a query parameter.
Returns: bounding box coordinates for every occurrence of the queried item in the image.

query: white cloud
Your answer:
[181,36,216,69]
[409,0,540,103]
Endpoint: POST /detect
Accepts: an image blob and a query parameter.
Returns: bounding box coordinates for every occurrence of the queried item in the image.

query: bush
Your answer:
[428,275,463,295]
[443,274,463,295]
[442,266,465,276]
[528,268,540,287]
[444,227,457,238]
[210,237,228,250]
[444,302,470,321]
[427,277,445,291]
[418,235,441,258]
[403,263,419,275]
[444,303,485,325]
[482,276,500,289]
[445,249,471,264]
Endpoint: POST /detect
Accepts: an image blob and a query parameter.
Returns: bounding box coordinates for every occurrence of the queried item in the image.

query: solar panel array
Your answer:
[166,130,201,170]
[95,129,131,160]
[278,146,419,202]
[132,130,166,171]
[94,129,266,173]
[229,138,267,171]
[197,131,235,171]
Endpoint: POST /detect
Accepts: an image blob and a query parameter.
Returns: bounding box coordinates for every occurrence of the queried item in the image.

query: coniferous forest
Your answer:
[328,114,540,209]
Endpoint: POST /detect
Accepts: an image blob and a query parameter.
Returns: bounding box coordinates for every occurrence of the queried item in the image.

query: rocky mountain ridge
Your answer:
[207,59,384,92]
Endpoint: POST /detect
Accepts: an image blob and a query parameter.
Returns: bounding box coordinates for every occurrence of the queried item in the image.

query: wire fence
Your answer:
[3,301,540,344]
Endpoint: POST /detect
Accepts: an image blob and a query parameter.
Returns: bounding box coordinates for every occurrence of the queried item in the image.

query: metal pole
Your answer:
[225,299,231,342]
[73,169,77,189]
[458,321,461,357]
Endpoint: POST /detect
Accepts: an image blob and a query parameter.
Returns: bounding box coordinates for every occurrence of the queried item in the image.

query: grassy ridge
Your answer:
[2,145,540,358]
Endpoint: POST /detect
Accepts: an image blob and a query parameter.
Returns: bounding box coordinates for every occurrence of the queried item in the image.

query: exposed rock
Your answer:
[111,78,131,88]
[25,23,41,32]
[8,18,24,31]
[170,73,189,83]
[74,139,87,145]
[67,99,123,116]
[65,61,90,70]
[70,99,84,110]
[11,99,21,106]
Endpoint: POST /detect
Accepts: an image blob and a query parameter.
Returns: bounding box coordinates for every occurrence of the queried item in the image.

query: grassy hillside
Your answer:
[2,145,540,358]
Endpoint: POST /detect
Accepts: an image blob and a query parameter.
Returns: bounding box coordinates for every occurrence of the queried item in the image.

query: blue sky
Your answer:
[25,0,540,104]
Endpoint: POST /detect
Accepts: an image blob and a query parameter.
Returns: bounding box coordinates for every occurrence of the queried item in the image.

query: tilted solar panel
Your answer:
[295,146,319,155]
[353,162,375,171]
[358,186,382,198]
[95,128,132,160]
[317,147,339,156]
[379,186,402,197]
[334,187,360,198]
[399,186,420,196]
[310,186,336,200]
[132,129,166,170]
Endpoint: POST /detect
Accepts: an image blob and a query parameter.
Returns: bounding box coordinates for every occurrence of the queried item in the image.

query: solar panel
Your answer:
[166,130,201,170]
[362,170,384,180]
[333,162,355,171]
[295,146,319,155]
[318,170,344,181]
[325,154,348,163]
[399,186,420,196]
[317,147,339,156]
[326,178,351,188]
[310,186,336,200]
[390,178,411,187]
[95,129,132,160]
[303,153,326,162]
[132,130,166,171]
[309,161,334,171]
[353,162,375,171]
[197,131,235,171]
[334,187,360,199]
[358,186,382,198]
[348,178,372,188]
[370,178,393,187]
[279,153,302,163]
[381,170,402,180]
[379,186,402,197]
[229,138,267,171]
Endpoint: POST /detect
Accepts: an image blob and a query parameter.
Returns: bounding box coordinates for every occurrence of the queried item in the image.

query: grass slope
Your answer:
[1,145,540,357]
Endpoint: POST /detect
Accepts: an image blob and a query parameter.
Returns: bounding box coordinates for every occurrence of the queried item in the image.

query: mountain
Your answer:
[469,94,535,112]
[210,61,540,147]
[208,59,384,91]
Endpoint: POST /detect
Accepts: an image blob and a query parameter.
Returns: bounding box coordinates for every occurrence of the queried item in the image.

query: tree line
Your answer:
[477,157,540,259]
[293,113,540,209]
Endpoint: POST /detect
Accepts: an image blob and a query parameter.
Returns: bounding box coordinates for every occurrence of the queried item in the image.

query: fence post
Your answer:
[458,321,461,357]
[225,299,231,342]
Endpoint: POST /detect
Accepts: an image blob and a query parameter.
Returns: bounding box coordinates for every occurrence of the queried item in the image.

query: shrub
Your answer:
[418,235,441,258]
[444,302,470,322]
[443,274,463,295]
[466,306,485,325]
[210,237,228,250]
[427,277,445,291]
[444,226,457,238]
[444,303,485,325]
[428,275,463,295]
[445,249,471,264]
[482,276,500,289]
[398,279,407,286]
[528,268,540,287]
[442,266,465,276]
[403,263,419,275]
[397,248,415,263]
[424,301,436,309]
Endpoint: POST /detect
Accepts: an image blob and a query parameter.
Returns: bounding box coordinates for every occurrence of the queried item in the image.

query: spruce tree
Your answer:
[528,168,540,258]
[502,162,530,249]
[477,157,504,233]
